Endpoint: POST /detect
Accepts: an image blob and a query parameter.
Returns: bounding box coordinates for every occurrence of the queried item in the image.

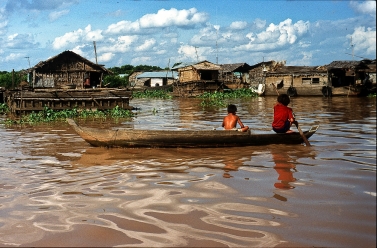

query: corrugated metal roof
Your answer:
[136,71,178,79]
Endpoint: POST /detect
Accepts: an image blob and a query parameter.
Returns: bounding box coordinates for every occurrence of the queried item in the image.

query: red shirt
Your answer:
[272,103,294,129]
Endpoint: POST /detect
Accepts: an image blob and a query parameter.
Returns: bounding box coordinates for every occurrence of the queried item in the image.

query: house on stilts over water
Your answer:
[5,50,132,115]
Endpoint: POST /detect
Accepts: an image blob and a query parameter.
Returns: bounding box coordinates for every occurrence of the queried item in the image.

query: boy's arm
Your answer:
[288,109,296,124]
[237,117,245,128]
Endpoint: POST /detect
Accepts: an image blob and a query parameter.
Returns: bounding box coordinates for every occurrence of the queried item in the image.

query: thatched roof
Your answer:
[326,60,362,69]
[266,66,327,76]
[326,60,376,72]
[220,63,251,72]
[172,60,221,71]
[30,50,111,74]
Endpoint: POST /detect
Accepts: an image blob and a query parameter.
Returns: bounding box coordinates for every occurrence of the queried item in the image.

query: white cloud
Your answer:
[131,56,152,65]
[349,26,376,55]
[139,8,208,28]
[155,49,166,55]
[105,20,140,34]
[84,25,103,42]
[237,18,310,52]
[350,1,376,16]
[105,8,208,37]
[5,33,37,49]
[191,25,217,45]
[230,21,247,30]
[253,18,266,30]
[53,28,84,49]
[98,52,114,63]
[4,53,23,62]
[103,35,138,53]
[135,38,156,52]
[52,25,103,50]
[177,44,203,61]
[48,9,69,22]
[71,45,85,56]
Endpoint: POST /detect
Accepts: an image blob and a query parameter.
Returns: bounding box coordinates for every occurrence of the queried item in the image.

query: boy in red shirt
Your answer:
[272,94,297,133]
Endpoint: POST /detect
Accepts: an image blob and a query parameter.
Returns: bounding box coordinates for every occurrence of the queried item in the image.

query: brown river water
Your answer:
[0,96,375,247]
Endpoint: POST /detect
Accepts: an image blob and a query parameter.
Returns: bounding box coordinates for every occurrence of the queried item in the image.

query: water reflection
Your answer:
[272,152,297,189]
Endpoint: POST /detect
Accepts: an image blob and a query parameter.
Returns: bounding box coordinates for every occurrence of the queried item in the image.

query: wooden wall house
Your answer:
[248,60,284,87]
[172,61,223,97]
[326,60,376,96]
[263,65,329,96]
[5,51,133,115]
[219,63,252,89]
[28,50,110,89]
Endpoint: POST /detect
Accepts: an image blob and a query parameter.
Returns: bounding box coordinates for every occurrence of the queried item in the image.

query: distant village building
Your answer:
[6,50,133,115]
[135,71,178,88]
[264,65,329,96]
[173,60,221,83]
[219,63,252,89]
[326,59,376,96]
[172,61,223,97]
[248,60,285,87]
[27,50,111,89]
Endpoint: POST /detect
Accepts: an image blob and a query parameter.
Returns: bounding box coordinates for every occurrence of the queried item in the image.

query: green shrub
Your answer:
[0,103,9,114]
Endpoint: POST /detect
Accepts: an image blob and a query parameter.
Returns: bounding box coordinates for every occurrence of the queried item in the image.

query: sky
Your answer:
[0,0,376,72]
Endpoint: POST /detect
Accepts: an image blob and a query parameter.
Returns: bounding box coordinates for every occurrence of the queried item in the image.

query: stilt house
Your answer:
[27,50,111,89]
[219,63,252,89]
[172,60,223,97]
[326,59,376,96]
[264,65,329,96]
[5,51,132,115]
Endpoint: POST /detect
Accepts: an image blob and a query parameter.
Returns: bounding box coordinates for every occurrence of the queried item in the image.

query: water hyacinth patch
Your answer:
[198,88,258,107]
[132,89,172,99]
[3,105,133,125]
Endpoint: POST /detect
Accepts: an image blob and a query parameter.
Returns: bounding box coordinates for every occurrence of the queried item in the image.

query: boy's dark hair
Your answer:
[277,94,290,106]
[227,104,237,113]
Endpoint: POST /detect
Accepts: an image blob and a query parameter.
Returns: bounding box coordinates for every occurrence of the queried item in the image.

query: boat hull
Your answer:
[67,119,318,148]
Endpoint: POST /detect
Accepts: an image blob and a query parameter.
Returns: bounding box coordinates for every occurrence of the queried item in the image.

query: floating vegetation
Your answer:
[198,88,258,107]
[0,103,9,114]
[3,105,133,125]
[132,89,173,99]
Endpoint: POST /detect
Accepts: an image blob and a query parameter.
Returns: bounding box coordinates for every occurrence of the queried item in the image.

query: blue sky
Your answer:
[0,0,376,72]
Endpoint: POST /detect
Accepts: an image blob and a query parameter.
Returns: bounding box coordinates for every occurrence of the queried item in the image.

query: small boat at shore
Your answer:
[67,119,319,148]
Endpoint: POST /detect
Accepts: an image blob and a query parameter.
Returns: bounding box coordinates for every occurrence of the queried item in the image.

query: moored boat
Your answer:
[67,119,318,148]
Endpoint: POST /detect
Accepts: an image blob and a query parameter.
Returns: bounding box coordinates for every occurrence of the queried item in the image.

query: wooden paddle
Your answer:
[293,121,311,146]
[272,83,311,146]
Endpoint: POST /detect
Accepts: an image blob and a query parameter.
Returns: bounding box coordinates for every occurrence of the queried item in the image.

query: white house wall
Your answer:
[151,78,163,87]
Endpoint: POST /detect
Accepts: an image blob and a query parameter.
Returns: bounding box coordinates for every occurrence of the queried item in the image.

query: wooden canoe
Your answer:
[67,118,318,148]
